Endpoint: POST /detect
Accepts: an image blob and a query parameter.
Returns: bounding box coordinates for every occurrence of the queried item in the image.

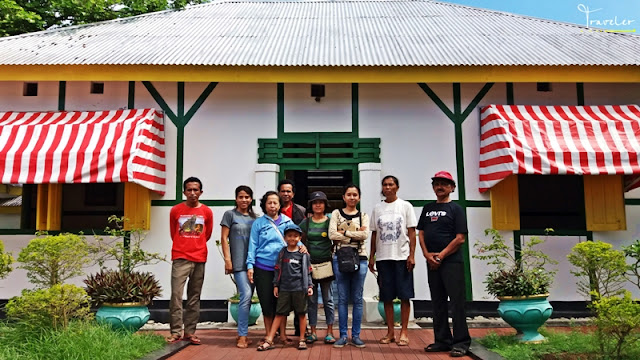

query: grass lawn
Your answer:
[478,327,640,360]
[0,320,166,360]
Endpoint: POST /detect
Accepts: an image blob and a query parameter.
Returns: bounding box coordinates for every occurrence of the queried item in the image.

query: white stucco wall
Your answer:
[0,81,59,111]
[359,83,457,200]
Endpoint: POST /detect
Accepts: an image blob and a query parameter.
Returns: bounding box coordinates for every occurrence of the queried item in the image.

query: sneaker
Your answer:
[333,337,348,348]
[351,337,366,348]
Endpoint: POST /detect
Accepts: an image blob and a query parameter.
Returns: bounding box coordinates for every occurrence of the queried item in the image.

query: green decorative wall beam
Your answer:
[417,82,495,300]
[58,81,66,111]
[143,81,218,200]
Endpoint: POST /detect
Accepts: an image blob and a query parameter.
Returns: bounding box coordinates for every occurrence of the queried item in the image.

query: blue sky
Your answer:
[442,0,639,32]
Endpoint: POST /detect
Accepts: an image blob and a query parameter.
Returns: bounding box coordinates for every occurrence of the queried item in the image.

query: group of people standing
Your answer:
[166,171,471,358]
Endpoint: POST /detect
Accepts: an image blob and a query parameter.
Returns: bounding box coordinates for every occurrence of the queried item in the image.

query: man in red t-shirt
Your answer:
[167,177,213,345]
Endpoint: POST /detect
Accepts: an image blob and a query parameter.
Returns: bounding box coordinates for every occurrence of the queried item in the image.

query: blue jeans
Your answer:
[234,270,255,336]
[308,281,335,327]
[333,256,368,338]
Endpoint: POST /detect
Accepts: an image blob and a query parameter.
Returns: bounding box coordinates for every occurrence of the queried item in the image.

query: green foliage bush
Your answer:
[0,240,14,279]
[592,291,640,360]
[474,229,557,297]
[567,240,627,299]
[17,233,90,288]
[84,270,162,307]
[623,239,640,291]
[5,284,92,330]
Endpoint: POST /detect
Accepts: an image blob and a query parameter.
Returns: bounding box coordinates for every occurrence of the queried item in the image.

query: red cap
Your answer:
[432,171,455,184]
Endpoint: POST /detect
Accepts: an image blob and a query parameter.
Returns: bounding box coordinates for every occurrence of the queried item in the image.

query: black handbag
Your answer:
[336,246,359,273]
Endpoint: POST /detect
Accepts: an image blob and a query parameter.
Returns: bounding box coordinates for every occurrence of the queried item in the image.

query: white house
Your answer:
[1,0,639,321]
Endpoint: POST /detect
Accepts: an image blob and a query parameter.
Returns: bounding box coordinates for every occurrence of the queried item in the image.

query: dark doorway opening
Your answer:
[285,169,354,211]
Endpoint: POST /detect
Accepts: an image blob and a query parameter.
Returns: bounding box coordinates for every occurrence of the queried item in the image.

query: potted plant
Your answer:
[84,216,166,332]
[374,295,401,325]
[215,240,261,324]
[473,228,557,343]
[228,292,262,326]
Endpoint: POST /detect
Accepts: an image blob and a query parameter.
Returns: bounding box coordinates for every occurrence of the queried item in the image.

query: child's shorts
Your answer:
[276,290,308,315]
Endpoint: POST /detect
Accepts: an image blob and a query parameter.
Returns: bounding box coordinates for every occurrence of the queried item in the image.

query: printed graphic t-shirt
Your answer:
[170,202,213,262]
[221,209,256,272]
[416,201,467,263]
[370,198,418,261]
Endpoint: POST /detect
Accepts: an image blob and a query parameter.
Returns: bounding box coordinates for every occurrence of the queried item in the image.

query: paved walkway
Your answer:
[157,327,517,360]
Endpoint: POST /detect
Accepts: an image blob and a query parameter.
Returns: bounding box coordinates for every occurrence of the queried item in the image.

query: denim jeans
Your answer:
[307,281,335,327]
[333,256,368,338]
[234,270,255,337]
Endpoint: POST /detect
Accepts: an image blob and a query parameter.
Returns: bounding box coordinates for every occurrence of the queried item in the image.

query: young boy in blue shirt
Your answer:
[257,224,313,351]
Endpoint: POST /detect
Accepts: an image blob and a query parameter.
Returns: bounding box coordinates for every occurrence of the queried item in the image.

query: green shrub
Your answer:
[567,240,627,299]
[0,240,13,279]
[17,233,90,288]
[592,291,640,360]
[84,270,162,307]
[623,239,640,291]
[5,284,92,330]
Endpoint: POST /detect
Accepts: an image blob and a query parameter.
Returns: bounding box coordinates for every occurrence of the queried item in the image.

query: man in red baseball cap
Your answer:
[416,171,470,357]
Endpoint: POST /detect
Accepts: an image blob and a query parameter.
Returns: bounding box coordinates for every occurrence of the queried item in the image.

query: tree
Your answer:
[0,0,209,37]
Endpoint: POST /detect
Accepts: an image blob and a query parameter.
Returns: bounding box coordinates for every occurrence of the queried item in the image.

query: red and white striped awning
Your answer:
[479,104,640,193]
[0,109,166,195]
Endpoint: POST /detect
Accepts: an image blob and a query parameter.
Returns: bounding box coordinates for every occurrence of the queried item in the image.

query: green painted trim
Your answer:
[58,81,66,111]
[277,83,284,137]
[417,83,455,119]
[461,83,494,120]
[466,200,491,207]
[625,199,640,205]
[151,199,253,207]
[417,82,496,301]
[506,82,514,105]
[517,229,593,237]
[177,82,185,119]
[176,126,185,200]
[408,200,490,207]
[0,229,37,235]
[513,230,522,262]
[142,81,218,201]
[128,81,135,109]
[576,83,585,106]
[184,82,218,120]
[352,83,359,136]
[142,81,178,125]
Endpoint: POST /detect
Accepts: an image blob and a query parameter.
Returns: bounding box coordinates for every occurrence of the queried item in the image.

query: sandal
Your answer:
[324,334,336,344]
[379,335,395,344]
[397,337,409,346]
[424,343,451,352]
[165,334,182,344]
[257,339,274,351]
[298,340,308,350]
[305,333,318,344]
[184,334,201,345]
